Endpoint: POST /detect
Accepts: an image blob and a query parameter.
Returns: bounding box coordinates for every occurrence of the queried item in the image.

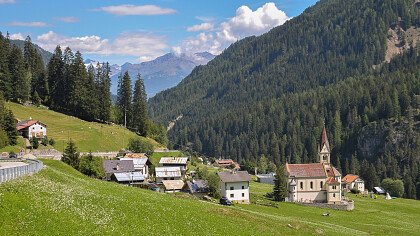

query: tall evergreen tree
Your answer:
[9,45,30,103]
[273,165,287,201]
[97,63,112,122]
[117,71,133,128]
[0,33,12,100]
[62,139,80,169]
[47,46,65,110]
[132,73,148,136]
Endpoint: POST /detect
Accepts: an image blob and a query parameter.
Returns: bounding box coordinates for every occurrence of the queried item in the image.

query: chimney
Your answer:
[116,163,120,171]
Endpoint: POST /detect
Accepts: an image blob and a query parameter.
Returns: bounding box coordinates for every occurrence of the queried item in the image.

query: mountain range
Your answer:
[85,52,215,97]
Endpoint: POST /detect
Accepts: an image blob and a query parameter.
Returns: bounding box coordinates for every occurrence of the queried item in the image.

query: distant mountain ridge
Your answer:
[109,52,215,97]
[11,39,53,65]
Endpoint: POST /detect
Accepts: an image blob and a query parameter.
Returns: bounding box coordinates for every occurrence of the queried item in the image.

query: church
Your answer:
[285,126,342,204]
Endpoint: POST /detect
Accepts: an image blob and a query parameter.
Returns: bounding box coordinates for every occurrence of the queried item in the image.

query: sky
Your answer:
[0,0,318,65]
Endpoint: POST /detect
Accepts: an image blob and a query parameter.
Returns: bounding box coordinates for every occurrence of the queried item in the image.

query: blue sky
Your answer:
[1,0,318,64]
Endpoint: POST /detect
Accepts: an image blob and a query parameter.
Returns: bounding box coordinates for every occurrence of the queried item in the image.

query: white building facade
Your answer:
[218,171,251,204]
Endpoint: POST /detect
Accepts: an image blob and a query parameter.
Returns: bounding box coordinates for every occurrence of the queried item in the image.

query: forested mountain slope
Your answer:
[149,0,420,198]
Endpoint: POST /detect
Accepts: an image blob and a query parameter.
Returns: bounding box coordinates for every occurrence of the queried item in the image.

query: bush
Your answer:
[0,129,9,148]
[41,137,48,146]
[381,178,404,197]
[30,137,39,149]
[350,188,361,194]
[79,153,105,178]
[127,138,154,154]
[49,138,56,146]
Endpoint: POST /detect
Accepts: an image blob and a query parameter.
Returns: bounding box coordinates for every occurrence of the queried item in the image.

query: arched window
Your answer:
[333,193,336,198]
[320,181,323,189]
[300,182,303,190]
[310,181,313,189]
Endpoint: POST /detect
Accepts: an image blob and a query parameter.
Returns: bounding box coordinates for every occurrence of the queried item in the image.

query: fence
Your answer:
[0,158,44,184]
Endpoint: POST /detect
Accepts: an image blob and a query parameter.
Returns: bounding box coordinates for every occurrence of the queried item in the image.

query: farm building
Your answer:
[256,173,276,184]
[342,174,365,192]
[16,119,47,139]
[124,153,147,159]
[103,160,136,181]
[111,172,144,184]
[119,157,151,179]
[159,157,188,171]
[218,170,251,204]
[162,180,185,193]
[214,159,240,169]
[185,179,209,197]
[155,166,182,183]
[286,126,342,204]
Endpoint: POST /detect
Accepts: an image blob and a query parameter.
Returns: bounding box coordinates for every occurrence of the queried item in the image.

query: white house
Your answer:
[218,170,251,204]
[342,174,365,192]
[16,119,47,139]
[286,126,342,204]
[155,166,182,183]
[119,157,151,179]
[159,157,188,172]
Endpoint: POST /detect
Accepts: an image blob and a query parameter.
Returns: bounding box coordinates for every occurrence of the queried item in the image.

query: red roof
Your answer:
[320,126,330,151]
[286,163,326,178]
[326,166,341,177]
[16,120,45,131]
[342,174,359,183]
[326,177,340,185]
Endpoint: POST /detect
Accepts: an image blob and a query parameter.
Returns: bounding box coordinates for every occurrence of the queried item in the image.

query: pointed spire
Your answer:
[320,124,330,152]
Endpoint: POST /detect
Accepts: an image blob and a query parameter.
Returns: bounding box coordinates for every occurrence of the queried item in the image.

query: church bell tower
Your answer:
[319,125,331,165]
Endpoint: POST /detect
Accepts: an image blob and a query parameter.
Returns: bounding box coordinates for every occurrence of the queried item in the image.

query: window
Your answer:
[333,193,336,198]
[323,155,326,160]
[242,186,245,189]
[320,181,323,189]
[230,186,234,190]
[300,182,303,190]
[164,177,167,180]
[332,185,336,190]
[230,194,234,198]
[310,182,313,189]
[170,177,174,180]
[242,193,245,197]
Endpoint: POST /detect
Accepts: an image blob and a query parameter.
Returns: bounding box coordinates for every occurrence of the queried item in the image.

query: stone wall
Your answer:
[298,200,354,211]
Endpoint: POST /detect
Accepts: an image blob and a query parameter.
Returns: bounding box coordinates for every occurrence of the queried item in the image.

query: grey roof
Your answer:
[218,171,251,183]
[186,179,209,193]
[155,166,182,178]
[159,157,188,165]
[119,158,150,169]
[103,160,135,174]
[113,172,144,182]
[373,187,386,194]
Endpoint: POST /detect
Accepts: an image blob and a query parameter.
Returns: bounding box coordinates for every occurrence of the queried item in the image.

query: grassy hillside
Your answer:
[1,160,419,235]
[4,102,160,152]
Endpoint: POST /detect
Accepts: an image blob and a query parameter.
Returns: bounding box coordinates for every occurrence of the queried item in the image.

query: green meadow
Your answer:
[1,160,419,235]
[3,102,160,152]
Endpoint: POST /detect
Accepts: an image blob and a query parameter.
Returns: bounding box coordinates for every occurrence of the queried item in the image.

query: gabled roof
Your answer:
[16,120,46,131]
[326,166,341,177]
[186,180,209,193]
[320,126,330,152]
[103,160,135,174]
[162,180,185,190]
[342,174,359,183]
[155,166,182,178]
[124,153,147,158]
[286,163,326,178]
[119,157,151,168]
[218,171,251,183]
[159,157,188,165]
[113,172,144,182]
[326,177,340,185]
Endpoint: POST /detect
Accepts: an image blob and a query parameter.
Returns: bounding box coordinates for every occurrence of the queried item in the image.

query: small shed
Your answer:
[373,187,386,195]
[162,180,185,193]
[111,172,144,184]
[185,179,209,197]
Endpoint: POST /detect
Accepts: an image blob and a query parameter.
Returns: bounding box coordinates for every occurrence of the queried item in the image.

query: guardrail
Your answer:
[0,158,44,184]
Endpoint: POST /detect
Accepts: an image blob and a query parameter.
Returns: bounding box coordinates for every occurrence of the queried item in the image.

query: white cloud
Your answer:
[36,31,168,62]
[95,4,176,16]
[9,33,25,40]
[56,16,79,23]
[175,2,290,55]
[9,21,49,27]
[0,0,15,4]
[187,22,214,32]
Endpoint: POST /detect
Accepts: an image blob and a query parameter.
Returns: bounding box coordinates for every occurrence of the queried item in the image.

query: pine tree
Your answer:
[132,74,148,136]
[0,33,12,100]
[117,71,133,128]
[9,45,30,103]
[3,109,18,145]
[68,51,89,120]
[98,63,112,122]
[273,165,287,201]
[62,139,80,169]
[47,46,65,110]
[23,36,47,102]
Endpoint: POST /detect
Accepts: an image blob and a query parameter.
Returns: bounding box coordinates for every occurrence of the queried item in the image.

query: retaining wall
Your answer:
[0,158,44,184]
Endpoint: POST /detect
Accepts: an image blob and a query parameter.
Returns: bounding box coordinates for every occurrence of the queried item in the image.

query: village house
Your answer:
[159,157,188,172]
[155,166,182,183]
[185,179,209,198]
[342,174,365,192]
[119,157,152,179]
[124,153,147,159]
[218,170,251,204]
[286,126,342,204]
[162,180,185,193]
[16,119,47,139]
[103,160,144,184]
[214,159,240,169]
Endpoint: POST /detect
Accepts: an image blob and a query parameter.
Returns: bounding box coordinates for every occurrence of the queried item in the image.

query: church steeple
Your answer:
[319,125,331,164]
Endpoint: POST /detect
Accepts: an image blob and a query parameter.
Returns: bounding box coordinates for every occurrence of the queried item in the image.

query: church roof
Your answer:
[320,126,330,152]
[326,166,341,177]
[285,163,326,178]
[326,177,340,185]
